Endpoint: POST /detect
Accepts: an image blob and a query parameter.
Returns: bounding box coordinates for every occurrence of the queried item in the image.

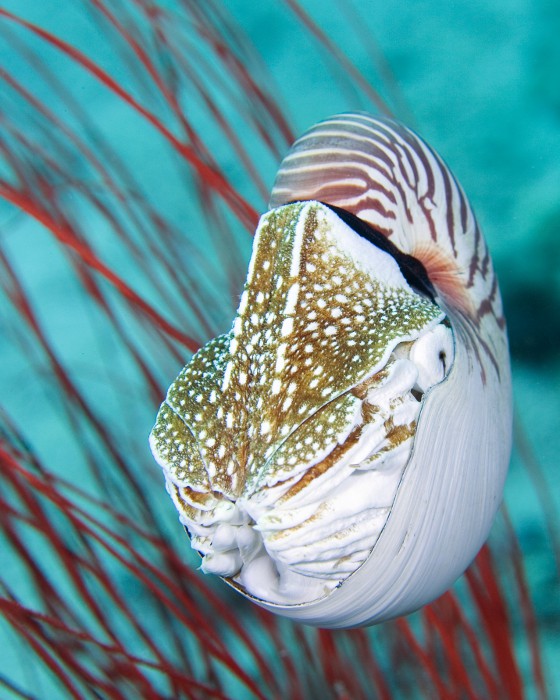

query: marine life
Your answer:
[150,113,512,627]
[1,1,553,695]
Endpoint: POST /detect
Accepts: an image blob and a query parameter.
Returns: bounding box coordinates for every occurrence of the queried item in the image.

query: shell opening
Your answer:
[150,202,455,606]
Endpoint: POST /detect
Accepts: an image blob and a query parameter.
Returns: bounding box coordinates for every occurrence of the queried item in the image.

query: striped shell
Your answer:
[150,113,512,627]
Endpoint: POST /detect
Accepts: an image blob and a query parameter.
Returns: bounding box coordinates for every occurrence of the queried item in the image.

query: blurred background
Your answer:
[0,1,559,698]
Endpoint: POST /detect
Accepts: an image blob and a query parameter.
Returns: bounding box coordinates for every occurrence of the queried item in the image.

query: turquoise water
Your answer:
[1,1,559,697]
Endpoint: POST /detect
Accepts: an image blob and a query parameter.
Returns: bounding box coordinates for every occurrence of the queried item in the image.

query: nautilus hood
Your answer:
[151,201,454,606]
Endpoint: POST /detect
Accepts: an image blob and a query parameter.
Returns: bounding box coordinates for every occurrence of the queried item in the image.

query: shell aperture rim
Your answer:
[150,201,454,606]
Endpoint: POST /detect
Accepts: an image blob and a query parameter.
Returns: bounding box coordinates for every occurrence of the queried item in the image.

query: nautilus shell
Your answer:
[150,113,512,627]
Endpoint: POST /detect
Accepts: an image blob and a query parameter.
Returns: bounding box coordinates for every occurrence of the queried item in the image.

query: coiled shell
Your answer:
[150,113,512,627]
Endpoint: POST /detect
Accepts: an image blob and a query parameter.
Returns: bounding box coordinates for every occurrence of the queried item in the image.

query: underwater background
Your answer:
[0,0,559,698]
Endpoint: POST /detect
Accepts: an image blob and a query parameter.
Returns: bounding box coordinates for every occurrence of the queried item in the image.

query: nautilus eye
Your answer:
[150,113,512,628]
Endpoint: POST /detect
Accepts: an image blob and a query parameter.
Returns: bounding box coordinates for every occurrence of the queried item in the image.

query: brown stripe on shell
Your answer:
[270,112,506,379]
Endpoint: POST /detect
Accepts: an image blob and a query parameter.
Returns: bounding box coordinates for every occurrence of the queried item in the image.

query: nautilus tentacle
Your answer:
[150,112,511,628]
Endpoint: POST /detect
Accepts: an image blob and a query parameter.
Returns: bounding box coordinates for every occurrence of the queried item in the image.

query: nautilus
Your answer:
[150,113,512,628]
